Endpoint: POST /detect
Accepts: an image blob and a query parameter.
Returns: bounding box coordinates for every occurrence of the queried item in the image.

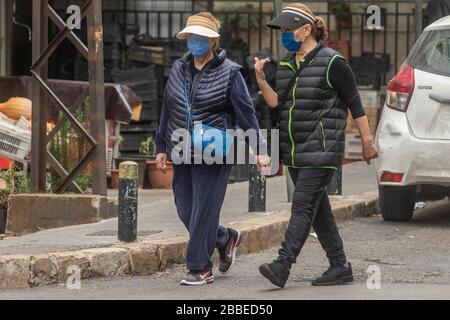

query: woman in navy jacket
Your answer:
[155,12,270,286]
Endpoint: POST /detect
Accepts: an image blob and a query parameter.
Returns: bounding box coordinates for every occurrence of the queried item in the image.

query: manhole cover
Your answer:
[86,230,162,237]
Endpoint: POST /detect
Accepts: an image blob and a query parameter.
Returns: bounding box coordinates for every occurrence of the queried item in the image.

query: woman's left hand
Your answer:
[362,139,379,164]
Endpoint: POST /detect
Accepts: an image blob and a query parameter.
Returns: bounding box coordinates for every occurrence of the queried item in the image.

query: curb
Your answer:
[0,192,379,290]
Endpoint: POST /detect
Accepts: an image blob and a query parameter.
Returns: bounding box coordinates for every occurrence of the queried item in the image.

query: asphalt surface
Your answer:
[0,161,377,255]
[1,197,449,300]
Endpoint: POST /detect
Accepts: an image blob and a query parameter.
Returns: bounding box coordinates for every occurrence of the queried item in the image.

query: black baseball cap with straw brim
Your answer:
[267,6,316,30]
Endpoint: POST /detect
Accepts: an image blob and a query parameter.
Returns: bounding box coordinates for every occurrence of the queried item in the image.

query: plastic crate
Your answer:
[103,43,122,61]
[0,119,31,161]
[139,100,161,122]
[354,72,381,90]
[120,133,153,153]
[111,65,156,82]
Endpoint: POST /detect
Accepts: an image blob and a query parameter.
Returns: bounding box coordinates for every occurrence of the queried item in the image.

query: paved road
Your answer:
[0,161,377,255]
[1,198,449,300]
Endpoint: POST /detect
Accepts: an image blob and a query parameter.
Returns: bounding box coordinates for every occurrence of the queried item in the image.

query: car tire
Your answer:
[379,185,416,222]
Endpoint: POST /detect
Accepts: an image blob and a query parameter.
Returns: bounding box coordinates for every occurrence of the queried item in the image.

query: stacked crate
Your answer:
[112,66,159,156]
[345,89,381,160]
[74,24,123,82]
[349,52,390,90]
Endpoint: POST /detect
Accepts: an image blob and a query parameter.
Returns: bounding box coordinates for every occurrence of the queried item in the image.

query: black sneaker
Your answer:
[218,228,242,274]
[259,259,291,288]
[180,270,214,286]
[311,263,354,286]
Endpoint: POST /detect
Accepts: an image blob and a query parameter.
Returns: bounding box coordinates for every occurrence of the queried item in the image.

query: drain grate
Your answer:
[86,230,162,237]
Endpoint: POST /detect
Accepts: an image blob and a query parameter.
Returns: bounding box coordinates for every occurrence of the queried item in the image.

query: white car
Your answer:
[375,15,450,221]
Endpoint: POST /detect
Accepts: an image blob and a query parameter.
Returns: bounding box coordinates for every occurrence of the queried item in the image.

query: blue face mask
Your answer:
[187,35,211,58]
[281,31,303,52]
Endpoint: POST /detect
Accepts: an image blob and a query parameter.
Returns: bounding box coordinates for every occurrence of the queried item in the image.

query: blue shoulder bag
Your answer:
[184,80,234,158]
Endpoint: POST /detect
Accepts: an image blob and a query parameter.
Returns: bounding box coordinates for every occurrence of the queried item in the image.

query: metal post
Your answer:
[285,167,295,202]
[415,0,423,39]
[31,0,48,192]
[327,165,343,196]
[273,0,293,202]
[118,161,138,242]
[88,0,107,196]
[249,164,266,212]
[273,0,285,61]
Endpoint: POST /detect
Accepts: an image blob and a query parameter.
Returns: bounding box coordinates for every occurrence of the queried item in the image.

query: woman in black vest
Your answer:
[255,3,378,288]
[155,12,270,286]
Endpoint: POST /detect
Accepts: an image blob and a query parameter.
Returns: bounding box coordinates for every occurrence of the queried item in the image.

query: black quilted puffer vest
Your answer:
[164,49,241,156]
[276,44,348,168]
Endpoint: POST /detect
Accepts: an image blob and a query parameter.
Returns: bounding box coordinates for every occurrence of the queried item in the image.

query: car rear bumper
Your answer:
[375,104,450,186]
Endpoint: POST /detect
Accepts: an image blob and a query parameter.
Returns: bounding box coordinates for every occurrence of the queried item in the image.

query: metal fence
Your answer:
[51,0,429,82]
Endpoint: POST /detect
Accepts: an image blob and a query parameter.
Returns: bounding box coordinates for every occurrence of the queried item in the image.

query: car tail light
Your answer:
[380,172,404,183]
[386,64,415,112]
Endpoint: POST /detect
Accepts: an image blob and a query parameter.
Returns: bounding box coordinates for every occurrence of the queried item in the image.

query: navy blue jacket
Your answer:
[156,49,264,156]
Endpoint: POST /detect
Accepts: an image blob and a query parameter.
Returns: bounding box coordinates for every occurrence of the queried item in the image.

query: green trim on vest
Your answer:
[319,120,326,150]
[326,54,345,89]
[279,61,295,72]
[288,78,299,167]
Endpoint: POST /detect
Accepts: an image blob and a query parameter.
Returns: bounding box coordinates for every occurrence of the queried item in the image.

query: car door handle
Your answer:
[429,93,450,104]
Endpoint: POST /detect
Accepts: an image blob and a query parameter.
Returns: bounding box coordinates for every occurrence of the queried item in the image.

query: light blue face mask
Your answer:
[187,35,211,58]
[281,30,304,52]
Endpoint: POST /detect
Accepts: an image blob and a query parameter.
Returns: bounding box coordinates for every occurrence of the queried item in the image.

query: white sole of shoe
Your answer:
[180,276,214,286]
[220,230,242,275]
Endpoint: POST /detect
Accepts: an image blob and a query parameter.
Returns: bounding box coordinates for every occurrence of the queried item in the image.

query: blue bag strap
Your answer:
[183,80,193,129]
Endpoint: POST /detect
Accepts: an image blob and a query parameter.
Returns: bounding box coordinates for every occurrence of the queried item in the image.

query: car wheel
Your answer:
[379,185,416,222]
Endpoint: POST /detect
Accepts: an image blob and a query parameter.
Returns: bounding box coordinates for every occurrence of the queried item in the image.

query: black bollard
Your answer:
[327,165,343,196]
[249,164,266,212]
[118,161,138,242]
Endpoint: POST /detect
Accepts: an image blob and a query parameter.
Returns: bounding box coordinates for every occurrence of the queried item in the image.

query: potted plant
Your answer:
[329,0,352,30]
[144,137,173,189]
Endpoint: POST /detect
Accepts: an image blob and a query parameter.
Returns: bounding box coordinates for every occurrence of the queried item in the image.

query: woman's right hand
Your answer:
[254,57,270,83]
[155,153,168,173]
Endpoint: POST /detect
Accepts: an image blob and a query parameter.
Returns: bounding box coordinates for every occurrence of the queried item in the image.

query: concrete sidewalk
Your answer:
[0,161,379,289]
[0,161,377,256]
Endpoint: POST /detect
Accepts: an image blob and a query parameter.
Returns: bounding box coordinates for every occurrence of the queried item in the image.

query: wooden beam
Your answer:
[47,151,84,194]
[31,0,48,192]
[4,0,12,75]
[87,0,107,196]
[47,4,88,60]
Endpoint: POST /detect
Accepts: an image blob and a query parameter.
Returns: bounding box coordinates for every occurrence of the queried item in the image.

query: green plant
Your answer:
[75,175,92,192]
[0,166,30,209]
[48,97,92,193]
[139,137,156,156]
[329,1,352,14]
[0,190,9,210]
[139,140,148,155]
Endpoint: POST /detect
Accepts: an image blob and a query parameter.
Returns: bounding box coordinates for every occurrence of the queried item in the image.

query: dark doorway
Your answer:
[10,0,32,76]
